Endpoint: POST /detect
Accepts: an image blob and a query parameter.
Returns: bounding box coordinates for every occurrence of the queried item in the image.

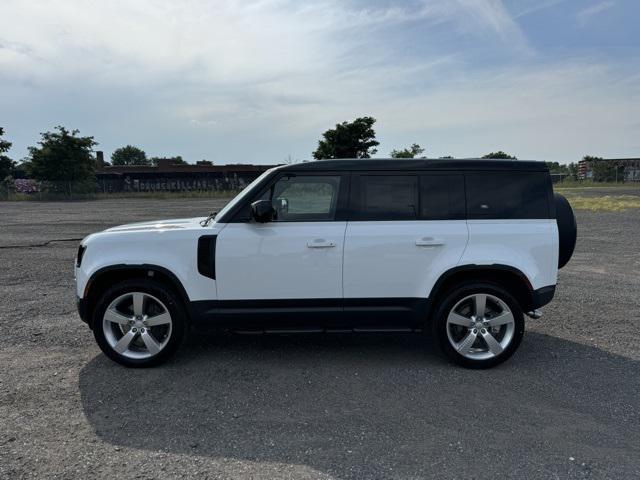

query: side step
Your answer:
[233,327,419,335]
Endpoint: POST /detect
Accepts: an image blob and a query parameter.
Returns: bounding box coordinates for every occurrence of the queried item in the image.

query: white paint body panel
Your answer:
[76,214,559,305]
[461,219,559,290]
[215,222,346,300]
[76,217,219,302]
[343,221,469,299]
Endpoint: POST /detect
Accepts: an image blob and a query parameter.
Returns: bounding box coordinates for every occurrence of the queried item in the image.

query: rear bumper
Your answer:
[531,285,556,309]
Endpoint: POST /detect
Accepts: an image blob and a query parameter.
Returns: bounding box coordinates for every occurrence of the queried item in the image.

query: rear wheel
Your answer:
[432,282,524,368]
[91,279,187,367]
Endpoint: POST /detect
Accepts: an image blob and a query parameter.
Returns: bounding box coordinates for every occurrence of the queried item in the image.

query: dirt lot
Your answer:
[1,196,639,479]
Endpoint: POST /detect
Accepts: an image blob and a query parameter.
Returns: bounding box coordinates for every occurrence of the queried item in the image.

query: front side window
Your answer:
[262,175,342,222]
[353,175,419,220]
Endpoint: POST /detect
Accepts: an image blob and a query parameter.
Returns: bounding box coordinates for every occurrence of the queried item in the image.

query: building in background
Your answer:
[577,158,640,182]
[95,152,277,192]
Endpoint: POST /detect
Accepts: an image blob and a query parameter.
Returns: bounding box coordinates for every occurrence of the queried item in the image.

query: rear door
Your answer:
[342,172,469,327]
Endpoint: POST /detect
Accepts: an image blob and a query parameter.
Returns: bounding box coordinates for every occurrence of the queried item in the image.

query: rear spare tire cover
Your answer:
[554,193,577,269]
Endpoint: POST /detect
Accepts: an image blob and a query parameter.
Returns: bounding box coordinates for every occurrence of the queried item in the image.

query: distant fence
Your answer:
[97,173,251,193]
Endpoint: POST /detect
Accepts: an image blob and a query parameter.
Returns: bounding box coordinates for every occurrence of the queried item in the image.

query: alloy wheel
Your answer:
[445,293,515,361]
[102,292,173,359]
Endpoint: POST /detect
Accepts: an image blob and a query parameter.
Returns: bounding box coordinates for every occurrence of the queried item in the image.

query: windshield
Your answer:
[213,168,275,223]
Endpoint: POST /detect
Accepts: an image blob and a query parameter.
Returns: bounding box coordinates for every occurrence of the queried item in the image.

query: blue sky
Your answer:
[0,0,638,164]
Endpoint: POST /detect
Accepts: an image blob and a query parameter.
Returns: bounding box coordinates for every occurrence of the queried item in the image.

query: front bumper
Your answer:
[76,296,91,327]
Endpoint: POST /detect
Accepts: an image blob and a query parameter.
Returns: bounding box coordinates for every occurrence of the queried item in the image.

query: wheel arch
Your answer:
[427,264,535,316]
[81,264,190,326]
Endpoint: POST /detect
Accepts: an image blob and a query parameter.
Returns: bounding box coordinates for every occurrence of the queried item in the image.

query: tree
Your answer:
[313,117,379,159]
[111,145,149,166]
[585,155,617,182]
[481,151,517,159]
[545,161,570,174]
[151,156,187,165]
[390,143,425,159]
[0,127,15,179]
[27,126,97,195]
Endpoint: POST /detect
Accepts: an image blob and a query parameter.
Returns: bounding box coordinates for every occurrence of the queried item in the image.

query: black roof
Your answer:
[279,158,548,172]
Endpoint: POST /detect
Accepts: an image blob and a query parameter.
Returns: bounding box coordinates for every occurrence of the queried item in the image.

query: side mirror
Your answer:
[250,200,275,223]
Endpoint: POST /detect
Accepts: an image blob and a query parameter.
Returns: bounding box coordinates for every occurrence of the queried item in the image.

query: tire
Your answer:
[91,279,187,367]
[554,193,577,269]
[431,282,525,369]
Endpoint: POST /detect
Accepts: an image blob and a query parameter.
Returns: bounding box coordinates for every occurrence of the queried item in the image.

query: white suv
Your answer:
[75,159,577,368]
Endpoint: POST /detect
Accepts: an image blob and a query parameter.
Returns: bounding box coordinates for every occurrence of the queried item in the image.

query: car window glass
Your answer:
[354,175,418,220]
[420,175,465,220]
[261,175,341,222]
[466,172,550,219]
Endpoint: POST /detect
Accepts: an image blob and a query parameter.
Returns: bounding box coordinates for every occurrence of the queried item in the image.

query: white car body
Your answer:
[76,158,569,368]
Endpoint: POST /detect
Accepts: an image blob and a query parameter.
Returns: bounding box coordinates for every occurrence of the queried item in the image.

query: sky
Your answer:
[0,0,638,164]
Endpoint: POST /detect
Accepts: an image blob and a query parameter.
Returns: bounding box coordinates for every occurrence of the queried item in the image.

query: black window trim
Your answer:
[223,168,554,223]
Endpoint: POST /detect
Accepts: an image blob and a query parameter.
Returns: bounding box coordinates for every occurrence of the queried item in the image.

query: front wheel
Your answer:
[432,282,524,368]
[91,279,187,367]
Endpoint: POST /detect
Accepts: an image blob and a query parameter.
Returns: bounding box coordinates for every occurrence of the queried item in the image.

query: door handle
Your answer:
[415,237,444,247]
[307,240,336,248]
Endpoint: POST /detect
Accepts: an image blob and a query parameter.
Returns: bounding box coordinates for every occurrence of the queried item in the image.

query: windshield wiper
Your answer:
[200,211,217,227]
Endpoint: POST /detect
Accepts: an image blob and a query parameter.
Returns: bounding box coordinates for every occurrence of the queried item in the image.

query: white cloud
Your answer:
[577,1,615,26]
[0,0,637,163]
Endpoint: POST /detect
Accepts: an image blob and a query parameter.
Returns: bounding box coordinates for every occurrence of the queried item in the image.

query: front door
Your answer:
[216,173,347,310]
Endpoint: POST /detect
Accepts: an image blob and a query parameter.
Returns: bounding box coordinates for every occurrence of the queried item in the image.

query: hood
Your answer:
[104,217,207,233]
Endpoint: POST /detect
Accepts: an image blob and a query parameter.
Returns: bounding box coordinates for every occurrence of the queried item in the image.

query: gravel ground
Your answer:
[1,196,639,479]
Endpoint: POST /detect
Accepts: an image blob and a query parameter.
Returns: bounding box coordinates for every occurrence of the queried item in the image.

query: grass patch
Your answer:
[564,195,640,212]
[555,180,638,190]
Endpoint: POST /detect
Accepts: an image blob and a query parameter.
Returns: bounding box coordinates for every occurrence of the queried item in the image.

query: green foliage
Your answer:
[111,145,149,166]
[390,143,425,159]
[313,117,379,159]
[481,151,517,159]
[584,155,614,182]
[151,156,187,165]
[0,127,15,179]
[545,161,569,174]
[584,155,626,182]
[27,126,97,195]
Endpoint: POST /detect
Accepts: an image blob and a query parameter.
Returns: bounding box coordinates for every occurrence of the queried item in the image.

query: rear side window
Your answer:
[465,172,550,219]
[352,175,418,220]
[420,175,465,220]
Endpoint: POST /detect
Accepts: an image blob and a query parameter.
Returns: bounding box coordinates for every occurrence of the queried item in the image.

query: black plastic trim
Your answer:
[279,159,549,172]
[427,263,541,315]
[197,235,217,279]
[76,244,86,268]
[84,264,191,304]
[531,285,556,309]
[77,296,90,325]
[187,297,429,330]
